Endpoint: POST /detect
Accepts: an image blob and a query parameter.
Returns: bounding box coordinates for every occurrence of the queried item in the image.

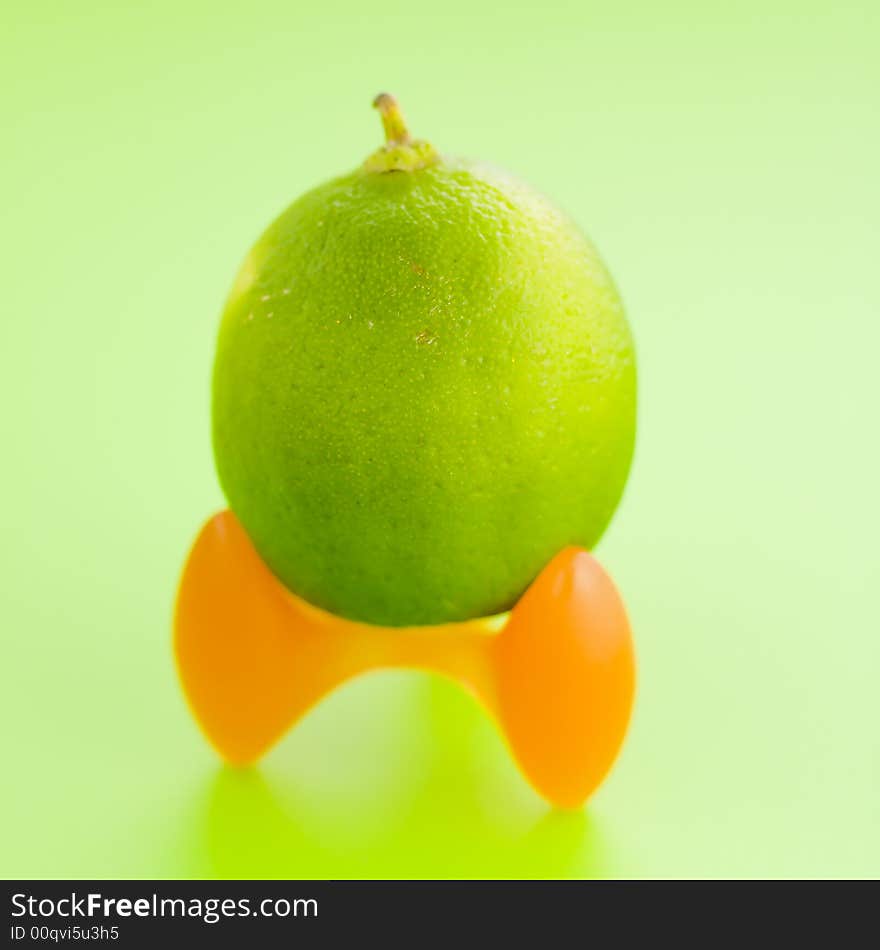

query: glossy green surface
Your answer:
[2,0,878,878]
[214,156,635,625]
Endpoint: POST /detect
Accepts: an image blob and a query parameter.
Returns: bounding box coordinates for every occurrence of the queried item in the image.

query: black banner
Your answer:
[2,879,872,945]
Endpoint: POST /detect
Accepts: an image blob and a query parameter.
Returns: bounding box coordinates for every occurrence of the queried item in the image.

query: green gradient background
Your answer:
[2,1,878,879]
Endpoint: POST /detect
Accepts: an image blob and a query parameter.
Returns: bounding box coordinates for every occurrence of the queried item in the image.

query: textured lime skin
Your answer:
[213,157,636,626]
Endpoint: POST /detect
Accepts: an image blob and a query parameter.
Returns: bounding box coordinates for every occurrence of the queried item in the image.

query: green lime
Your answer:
[213,94,636,626]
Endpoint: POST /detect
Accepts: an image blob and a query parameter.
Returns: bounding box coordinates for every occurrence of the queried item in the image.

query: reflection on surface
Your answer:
[194,672,610,878]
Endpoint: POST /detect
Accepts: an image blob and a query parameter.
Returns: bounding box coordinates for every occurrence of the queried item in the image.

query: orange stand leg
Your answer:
[174,511,635,809]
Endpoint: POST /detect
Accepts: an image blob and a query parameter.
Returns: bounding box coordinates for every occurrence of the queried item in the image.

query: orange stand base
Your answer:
[174,511,635,809]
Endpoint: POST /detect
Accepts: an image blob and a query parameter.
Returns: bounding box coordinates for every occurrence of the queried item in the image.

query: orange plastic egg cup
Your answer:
[175,511,635,809]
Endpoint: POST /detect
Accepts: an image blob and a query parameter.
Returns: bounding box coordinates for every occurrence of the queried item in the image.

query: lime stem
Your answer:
[373,93,411,146]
